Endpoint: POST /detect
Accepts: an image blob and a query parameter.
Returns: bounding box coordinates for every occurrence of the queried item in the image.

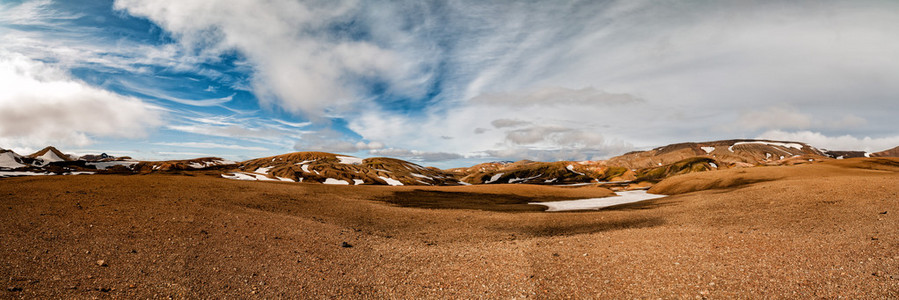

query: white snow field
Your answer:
[529,190,667,212]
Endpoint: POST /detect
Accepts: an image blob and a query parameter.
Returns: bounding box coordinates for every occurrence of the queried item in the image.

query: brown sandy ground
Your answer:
[2,158,898,298]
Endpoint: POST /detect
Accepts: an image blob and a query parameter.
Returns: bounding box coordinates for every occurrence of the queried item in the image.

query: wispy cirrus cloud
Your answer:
[5,0,899,167]
[153,142,268,151]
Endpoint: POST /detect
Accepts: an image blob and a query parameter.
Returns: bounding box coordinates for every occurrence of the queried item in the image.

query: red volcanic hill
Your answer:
[131,157,236,172]
[229,152,461,186]
[5,142,898,186]
[871,146,899,157]
[605,139,828,170]
[450,160,629,185]
[28,146,76,165]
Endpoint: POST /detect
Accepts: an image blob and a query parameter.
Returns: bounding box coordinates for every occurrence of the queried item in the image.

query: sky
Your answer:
[1,0,898,168]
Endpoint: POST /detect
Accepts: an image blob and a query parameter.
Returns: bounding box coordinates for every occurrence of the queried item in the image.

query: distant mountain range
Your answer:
[1,140,897,186]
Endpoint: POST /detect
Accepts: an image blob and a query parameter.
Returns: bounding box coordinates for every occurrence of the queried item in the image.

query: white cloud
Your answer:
[369,148,463,162]
[293,129,383,154]
[736,107,813,130]
[114,0,433,118]
[0,52,163,150]
[473,87,643,107]
[491,119,531,128]
[117,80,235,107]
[153,142,268,151]
[757,130,899,152]
[7,0,897,166]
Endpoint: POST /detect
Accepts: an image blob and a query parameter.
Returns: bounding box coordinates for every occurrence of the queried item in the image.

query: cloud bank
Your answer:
[0,52,162,150]
[3,0,898,166]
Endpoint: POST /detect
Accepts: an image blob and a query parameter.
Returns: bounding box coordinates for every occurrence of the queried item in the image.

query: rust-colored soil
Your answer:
[2,159,898,298]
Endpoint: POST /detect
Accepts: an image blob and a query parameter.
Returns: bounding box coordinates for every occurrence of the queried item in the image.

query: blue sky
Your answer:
[2,0,898,168]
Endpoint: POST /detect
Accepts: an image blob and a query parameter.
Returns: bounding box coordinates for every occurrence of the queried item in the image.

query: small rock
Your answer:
[880,211,888,214]
[96,260,108,267]
[7,286,22,292]
[340,242,353,248]
[871,237,879,241]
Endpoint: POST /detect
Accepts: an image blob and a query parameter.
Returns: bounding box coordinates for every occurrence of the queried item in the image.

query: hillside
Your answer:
[454,160,627,185]
[0,149,26,169]
[2,159,897,298]
[230,152,460,186]
[130,157,236,172]
[4,142,898,186]
[606,139,827,170]
[649,157,899,195]
[871,146,899,157]
[27,146,76,166]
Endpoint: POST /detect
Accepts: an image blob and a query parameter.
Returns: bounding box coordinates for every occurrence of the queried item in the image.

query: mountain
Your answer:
[452,160,630,185]
[0,148,26,169]
[231,151,460,185]
[5,142,897,186]
[130,157,236,172]
[445,161,514,177]
[821,150,867,159]
[605,139,827,170]
[871,146,899,157]
[28,146,75,166]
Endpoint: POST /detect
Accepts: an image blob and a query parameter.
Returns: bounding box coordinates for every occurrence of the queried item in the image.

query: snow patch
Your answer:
[701,146,715,154]
[221,172,276,181]
[485,173,504,184]
[277,177,294,182]
[221,172,256,181]
[0,171,95,178]
[731,141,804,152]
[336,156,363,165]
[509,174,543,184]
[566,165,586,175]
[709,162,718,169]
[0,171,52,177]
[0,152,25,169]
[324,178,349,185]
[410,173,433,180]
[378,176,403,186]
[353,179,364,185]
[530,190,667,212]
[254,167,271,174]
[38,151,66,163]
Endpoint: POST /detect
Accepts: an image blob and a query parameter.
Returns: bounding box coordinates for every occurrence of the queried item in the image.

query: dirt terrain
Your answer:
[2,158,898,298]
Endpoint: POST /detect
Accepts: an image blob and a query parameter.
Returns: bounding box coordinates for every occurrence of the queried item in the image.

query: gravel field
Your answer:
[2,158,898,298]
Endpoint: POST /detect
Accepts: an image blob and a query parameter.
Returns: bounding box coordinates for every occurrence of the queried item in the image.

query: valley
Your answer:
[2,140,899,297]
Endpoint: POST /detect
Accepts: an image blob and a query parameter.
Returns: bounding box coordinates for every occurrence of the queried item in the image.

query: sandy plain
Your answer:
[2,158,898,298]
